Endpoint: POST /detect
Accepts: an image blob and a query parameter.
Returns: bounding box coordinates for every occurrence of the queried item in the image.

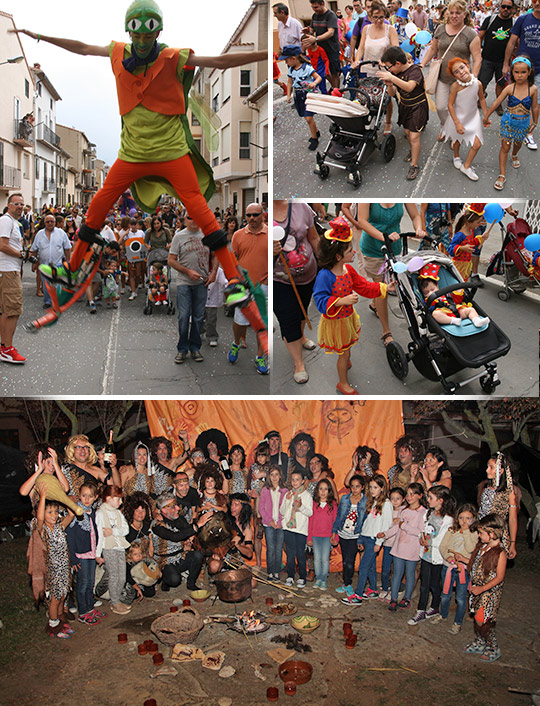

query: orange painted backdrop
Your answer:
[145,399,403,490]
[145,399,404,572]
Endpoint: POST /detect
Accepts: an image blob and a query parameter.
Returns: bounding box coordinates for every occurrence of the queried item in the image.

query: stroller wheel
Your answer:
[318,164,330,180]
[167,306,175,315]
[480,374,497,395]
[381,133,396,163]
[144,305,152,315]
[347,170,362,189]
[386,341,408,379]
[497,289,511,302]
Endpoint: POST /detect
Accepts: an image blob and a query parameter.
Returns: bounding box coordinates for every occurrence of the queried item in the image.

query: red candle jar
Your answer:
[343,623,352,636]
[266,686,279,701]
[152,653,164,666]
[265,596,274,606]
[117,633,128,644]
[144,700,157,706]
[144,639,153,648]
[138,644,148,655]
[170,606,178,612]
[149,643,159,654]
[183,599,191,607]
[284,682,296,696]
[345,636,355,649]
[350,634,358,646]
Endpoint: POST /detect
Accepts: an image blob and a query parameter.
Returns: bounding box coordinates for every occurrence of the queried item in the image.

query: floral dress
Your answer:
[42,522,71,600]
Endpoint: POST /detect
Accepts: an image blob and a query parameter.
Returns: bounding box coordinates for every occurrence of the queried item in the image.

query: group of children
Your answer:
[278,39,539,186]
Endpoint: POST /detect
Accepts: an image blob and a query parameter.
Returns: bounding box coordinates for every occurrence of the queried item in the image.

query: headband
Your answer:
[512,56,532,69]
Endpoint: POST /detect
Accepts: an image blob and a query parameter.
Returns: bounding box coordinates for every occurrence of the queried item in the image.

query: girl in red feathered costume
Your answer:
[313,217,390,395]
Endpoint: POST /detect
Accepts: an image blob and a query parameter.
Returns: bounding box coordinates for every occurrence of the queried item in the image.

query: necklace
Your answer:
[456,77,474,87]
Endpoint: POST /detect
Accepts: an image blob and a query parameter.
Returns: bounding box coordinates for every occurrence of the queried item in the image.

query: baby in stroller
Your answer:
[149,263,168,306]
[418,263,490,329]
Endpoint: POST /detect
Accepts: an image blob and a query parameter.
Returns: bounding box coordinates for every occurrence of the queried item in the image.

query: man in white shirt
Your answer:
[273,3,304,49]
[0,193,26,363]
[31,213,72,309]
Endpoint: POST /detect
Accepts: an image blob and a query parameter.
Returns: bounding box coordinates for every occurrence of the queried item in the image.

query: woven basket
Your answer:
[151,606,204,646]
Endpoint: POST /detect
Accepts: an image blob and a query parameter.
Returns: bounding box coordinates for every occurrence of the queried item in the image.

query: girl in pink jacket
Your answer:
[259,466,288,581]
[307,479,338,590]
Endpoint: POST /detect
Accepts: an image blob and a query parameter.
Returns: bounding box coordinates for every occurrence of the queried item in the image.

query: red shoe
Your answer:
[90,609,108,619]
[336,382,358,395]
[0,345,26,364]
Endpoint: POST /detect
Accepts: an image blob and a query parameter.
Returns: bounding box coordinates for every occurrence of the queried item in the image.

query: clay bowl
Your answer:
[278,660,313,686]
[290,615,320,634]
[190,589,210,603]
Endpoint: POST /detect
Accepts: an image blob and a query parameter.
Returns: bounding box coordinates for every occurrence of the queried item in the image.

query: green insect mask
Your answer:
[125,0,163,34]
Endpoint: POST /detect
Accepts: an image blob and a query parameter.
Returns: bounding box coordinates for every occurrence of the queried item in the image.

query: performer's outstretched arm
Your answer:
[190,51,266,69]
[10,28,109,56]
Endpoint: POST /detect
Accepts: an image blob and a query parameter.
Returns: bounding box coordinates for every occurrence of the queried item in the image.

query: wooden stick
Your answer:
[278,252,312,329]
[239,620,254,650]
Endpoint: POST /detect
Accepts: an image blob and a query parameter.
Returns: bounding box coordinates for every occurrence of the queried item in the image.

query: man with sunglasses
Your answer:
[478,0,515,115]
[228,204,268,374]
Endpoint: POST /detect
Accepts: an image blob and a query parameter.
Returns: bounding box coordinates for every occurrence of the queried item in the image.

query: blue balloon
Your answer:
[484,203,504,223]
[415,30,431,45]
[400,39,415,53]
[524,233,540,251]
[350,19,357,31]
[346,29,352,42]
[392,261,408,273]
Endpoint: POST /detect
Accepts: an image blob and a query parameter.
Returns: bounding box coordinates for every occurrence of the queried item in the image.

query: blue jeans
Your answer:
[176,283,207,353]
[312,536,331,583]
[264,525,284,576]
[354,536,378,596]
[440,565,469,625]
[391,556,418,602]
[76,557,96,616]
[284,530,307,580]
[381,545,393,591]
[40,272,52,307]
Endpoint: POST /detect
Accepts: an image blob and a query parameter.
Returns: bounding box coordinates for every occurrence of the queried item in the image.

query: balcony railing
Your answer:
[13,119,34,146]
[37,124,61,148]
[43,179,56,193]
[0,165,22,189]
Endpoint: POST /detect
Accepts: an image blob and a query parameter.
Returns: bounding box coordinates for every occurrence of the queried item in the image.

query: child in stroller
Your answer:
[144,249,175,316]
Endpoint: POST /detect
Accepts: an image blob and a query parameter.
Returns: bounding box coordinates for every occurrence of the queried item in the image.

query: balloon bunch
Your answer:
[392,255,424,274]
[400,23,432,53]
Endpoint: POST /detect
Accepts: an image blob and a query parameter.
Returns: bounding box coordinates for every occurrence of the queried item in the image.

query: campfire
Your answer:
[231,610,269,634]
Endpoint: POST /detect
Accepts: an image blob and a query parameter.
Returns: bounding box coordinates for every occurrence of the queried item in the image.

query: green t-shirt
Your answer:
[110,42,191,163]
[360,203,404,258]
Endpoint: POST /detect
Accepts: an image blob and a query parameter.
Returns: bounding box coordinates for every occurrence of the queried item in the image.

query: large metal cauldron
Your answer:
[214,568,252,603]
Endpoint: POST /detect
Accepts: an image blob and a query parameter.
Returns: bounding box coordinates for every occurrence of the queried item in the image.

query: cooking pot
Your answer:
[213,568,252,602]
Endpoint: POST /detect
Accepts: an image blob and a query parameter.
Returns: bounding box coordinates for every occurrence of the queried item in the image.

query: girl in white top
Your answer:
[96,485,131,615]
[281,471,313,588]
[342,474,393,604]
[441,57,488,182]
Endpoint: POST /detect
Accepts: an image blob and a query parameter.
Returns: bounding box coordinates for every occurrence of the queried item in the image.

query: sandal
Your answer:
[381,332,393,347]
[403,150,412,162]
[494,174,506,191]
[437,131,445,142]
[406,165,420,180]
[369,303,379,318]
[463,640,486,654]
[511,155,520,169]
[480,647,501,662]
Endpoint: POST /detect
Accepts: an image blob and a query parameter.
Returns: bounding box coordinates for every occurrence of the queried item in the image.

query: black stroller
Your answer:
[381,234,511,395]
[307,62,396,188]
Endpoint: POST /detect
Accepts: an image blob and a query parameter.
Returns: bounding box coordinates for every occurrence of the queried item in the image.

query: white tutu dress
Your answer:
[441,77,483,147]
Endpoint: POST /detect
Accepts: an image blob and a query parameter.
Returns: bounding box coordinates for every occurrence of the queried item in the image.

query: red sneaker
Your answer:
[0,345,26,364]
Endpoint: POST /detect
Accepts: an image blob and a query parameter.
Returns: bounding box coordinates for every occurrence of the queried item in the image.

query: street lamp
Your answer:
[0,56,24,66]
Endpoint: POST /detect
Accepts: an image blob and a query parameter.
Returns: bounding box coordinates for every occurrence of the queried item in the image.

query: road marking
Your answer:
[410,139,445,197]
[101,301,121,395]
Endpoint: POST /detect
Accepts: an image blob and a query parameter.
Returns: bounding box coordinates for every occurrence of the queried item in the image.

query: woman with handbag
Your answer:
[273,200,319,384]
[420,0,481,139]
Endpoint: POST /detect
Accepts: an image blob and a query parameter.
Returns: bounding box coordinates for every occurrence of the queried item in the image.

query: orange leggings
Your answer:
[71,155,219,270]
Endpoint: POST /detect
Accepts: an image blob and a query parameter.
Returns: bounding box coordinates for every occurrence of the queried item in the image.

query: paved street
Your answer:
[1,270,270,396]
[271,211,539,397]
[273,79,540,198]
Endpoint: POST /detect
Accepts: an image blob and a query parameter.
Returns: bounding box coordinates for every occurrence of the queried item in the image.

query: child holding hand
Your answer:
[484,56,539,191]
[441,58,487,182]
[377,46,429,180]
[313,217,389,395]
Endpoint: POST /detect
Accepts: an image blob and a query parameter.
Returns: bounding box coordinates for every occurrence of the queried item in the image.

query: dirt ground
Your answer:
[1,536,539,706]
